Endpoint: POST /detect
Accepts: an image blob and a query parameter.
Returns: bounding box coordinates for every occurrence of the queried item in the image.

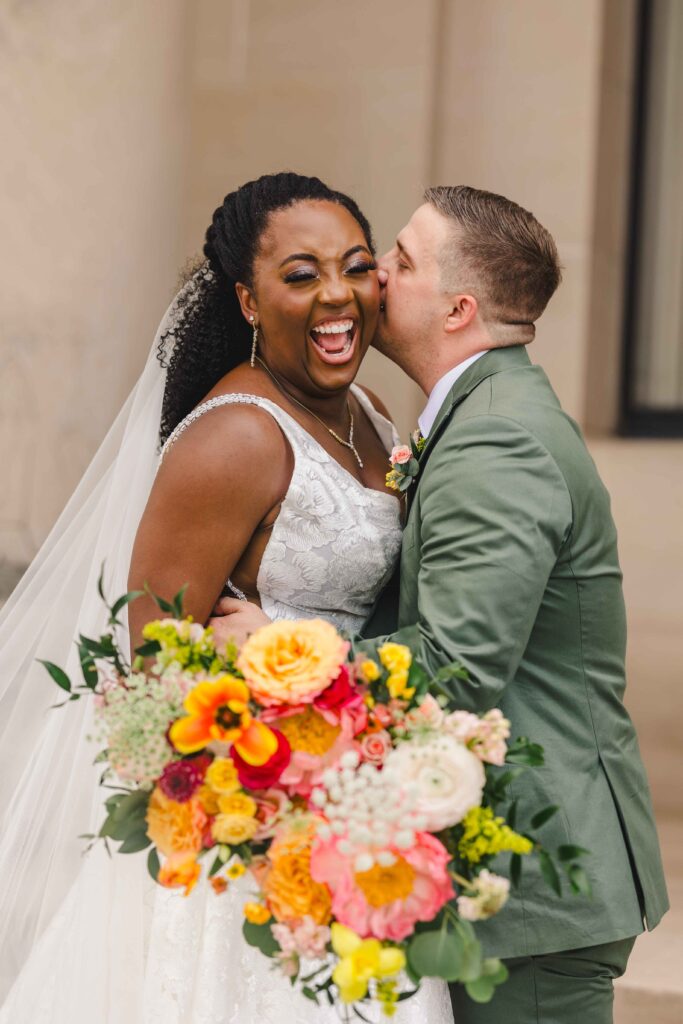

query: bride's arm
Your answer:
[127,404,292,649]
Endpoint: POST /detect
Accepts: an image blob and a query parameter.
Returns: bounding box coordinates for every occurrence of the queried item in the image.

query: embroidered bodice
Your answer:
[160,385,403,633]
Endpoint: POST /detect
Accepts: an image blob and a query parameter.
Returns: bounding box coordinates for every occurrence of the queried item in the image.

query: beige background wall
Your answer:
[1,0,681,814]
[0,0,188,561]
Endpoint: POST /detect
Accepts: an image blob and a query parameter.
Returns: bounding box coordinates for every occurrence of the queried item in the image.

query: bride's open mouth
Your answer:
[308,317,359,366]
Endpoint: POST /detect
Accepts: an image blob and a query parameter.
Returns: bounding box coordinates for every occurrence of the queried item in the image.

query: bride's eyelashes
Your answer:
[283,260,377,284]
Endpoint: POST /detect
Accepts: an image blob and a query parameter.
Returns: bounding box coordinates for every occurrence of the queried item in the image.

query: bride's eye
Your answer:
[284,268,318,283]
[346,261,377,275]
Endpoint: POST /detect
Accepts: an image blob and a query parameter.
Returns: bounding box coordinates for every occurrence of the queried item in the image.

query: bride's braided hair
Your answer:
[157,172,375,444]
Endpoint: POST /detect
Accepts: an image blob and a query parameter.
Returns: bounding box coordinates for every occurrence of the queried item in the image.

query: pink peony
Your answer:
[263,704,358,799]
[310,831,454,942]
[390,445,412,466]
[158,759,205,803]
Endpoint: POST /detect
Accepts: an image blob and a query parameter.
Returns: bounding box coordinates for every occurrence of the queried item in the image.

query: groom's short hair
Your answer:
[424,185,561,325]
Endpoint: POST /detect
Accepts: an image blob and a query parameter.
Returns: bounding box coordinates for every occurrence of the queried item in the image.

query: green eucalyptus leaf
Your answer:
[134,640,161,659]
[510,852,522,888]
[539,849,562,896]
[557,844,590,862]
[147,847,160,882]
[38,659,72,693]
[110,590,145,621]
[505,737,545,766]
[568,864,592,897]
[171,584,188,618]
[464,976,495,1003]
[118,830,152,854]
[242,919,279,957]
[407,927,466,982]
[531,805,559,830]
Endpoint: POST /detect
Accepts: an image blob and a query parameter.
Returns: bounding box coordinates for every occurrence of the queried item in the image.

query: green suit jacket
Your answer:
[365,345,668,959]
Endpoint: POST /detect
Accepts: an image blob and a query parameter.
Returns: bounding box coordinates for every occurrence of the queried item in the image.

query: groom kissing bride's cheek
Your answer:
[212,185,668,1024]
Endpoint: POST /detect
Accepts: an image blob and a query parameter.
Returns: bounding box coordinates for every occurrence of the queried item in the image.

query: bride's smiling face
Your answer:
[239,200,379,396]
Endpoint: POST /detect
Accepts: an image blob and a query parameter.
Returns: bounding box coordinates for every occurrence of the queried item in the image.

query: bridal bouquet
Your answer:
[43,577,589,1019]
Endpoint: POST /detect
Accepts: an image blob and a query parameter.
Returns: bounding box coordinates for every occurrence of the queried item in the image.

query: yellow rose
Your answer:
[243,902,272,925]
[158,852,201,896]
[386,669,415,700]
[360,659,381,682]
[198,783,220,816]
[205,757,240,795]
[217,792,257,817]
[146,787,207,858]
[237,619,347,707]
[211,813,259,845]
[377,643,412,675]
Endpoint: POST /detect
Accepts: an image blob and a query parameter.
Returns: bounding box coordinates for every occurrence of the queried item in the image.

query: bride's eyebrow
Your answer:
[279,245,372,268]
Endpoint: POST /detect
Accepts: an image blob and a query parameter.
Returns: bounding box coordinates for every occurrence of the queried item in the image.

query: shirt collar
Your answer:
[418,351,489,438]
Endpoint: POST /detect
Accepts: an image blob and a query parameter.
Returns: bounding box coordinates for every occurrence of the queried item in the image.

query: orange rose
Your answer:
[263,822,332,925]
[146,787,207,858]
[158,852,201,896]
[237,619,348,707]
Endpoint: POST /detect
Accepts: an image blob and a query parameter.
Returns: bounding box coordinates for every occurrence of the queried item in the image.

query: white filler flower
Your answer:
[384,733,485,831]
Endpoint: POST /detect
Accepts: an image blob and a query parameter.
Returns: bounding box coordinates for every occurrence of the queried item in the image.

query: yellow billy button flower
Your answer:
[331,923,406,1004]
[243,902,272,925]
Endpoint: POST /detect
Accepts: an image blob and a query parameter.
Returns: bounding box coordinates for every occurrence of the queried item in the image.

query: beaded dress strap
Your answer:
[159,394,280,462]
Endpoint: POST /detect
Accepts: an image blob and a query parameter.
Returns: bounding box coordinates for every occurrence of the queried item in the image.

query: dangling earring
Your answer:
[249,316,259,368]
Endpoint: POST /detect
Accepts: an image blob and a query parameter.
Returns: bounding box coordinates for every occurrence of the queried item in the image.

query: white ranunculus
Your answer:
[384,733,485,831]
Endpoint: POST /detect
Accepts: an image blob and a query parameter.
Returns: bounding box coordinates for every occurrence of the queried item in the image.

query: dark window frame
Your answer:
[620,0,683,437]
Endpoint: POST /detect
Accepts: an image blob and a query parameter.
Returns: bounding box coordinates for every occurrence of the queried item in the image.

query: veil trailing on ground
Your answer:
[0,271,207,1003]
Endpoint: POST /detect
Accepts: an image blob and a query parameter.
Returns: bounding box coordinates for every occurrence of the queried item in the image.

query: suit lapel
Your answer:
[407,346,532,512]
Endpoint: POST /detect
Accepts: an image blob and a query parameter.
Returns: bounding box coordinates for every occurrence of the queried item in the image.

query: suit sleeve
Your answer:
[370,415,573,711]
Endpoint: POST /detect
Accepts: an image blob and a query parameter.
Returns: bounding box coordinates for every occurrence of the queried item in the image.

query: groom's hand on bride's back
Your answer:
[209,597,271,648]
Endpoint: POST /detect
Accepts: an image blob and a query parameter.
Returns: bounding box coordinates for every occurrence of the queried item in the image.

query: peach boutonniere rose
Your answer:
[385,442,421,493]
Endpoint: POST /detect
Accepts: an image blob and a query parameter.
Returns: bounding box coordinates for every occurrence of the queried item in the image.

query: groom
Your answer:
[212,185,669,1022]
[365,185,668,1022]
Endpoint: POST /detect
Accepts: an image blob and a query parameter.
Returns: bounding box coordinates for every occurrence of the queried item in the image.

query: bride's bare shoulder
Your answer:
[157,394,291,492]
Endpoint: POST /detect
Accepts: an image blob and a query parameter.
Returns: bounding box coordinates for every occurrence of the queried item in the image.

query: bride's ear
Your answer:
[235,282,258,325]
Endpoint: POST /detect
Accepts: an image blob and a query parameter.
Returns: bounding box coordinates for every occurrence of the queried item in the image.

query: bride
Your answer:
[0,173,453,1023]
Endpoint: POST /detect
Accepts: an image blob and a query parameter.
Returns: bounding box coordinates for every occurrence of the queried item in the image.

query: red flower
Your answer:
[230,729,291,789]
[158,759,205,803]
[314,666,360,714]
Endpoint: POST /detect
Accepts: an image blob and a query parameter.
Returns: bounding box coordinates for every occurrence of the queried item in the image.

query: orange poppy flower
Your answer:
[169,676,278,765]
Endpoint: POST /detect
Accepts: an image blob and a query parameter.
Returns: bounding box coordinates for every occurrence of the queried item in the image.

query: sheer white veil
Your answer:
[0,273,203,1001]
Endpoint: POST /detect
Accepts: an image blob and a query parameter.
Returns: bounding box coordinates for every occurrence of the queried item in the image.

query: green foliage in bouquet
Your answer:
[40,569,591,1021]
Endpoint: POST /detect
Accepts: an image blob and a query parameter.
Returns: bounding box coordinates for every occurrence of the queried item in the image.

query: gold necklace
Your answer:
[255,356,364,469]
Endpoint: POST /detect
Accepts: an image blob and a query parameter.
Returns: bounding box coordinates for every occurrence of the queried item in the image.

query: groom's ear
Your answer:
[235,282,258,325]
[444,293,478,334]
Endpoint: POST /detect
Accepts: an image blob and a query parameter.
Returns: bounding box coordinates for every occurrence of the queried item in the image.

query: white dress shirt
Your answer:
[418,351,489,438]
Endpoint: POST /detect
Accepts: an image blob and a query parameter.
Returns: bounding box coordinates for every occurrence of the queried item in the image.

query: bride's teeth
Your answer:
[312,320,354,335]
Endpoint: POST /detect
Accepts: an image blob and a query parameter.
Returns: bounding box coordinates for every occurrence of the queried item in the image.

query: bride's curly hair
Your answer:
[157,172,375,444]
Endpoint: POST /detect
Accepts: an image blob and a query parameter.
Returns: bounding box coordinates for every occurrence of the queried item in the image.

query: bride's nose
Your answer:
[318,270,354,305]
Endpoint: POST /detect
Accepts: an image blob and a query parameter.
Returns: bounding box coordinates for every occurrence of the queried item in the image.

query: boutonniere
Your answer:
[385,436,422,493]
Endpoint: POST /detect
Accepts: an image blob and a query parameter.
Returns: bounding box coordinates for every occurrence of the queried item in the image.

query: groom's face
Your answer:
[374,203,452,368]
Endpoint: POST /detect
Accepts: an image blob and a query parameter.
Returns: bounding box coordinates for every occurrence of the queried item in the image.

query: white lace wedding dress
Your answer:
[0,389,454,1024]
